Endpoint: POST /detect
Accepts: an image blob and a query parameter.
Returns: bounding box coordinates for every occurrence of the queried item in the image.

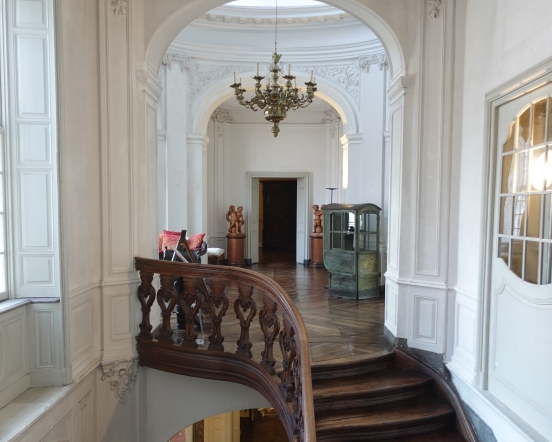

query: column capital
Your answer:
[340,133,363,147]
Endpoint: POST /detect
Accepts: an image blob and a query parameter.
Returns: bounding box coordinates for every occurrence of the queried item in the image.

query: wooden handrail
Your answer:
[134,257,315,442]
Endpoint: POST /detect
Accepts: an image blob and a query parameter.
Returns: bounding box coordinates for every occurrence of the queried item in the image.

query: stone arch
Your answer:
[145,0,405,82]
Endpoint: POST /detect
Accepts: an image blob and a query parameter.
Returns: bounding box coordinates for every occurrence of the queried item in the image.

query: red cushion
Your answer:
[188,233,205,250]
[162,230,181,251]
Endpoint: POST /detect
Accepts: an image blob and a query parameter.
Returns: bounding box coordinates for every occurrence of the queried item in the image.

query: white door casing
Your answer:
[488,82,552,440]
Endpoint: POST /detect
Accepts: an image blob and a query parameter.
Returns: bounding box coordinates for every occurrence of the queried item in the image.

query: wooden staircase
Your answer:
[310,349,476,441]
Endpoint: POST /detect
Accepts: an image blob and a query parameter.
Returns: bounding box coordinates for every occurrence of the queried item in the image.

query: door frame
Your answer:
[480,56,552,390]
[247,172,310,264]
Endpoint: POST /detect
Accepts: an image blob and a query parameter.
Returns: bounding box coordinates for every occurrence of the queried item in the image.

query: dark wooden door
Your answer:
[262,181,297,250]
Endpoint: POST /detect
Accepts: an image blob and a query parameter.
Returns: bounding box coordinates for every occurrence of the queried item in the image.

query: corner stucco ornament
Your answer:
[428,0,441,19]
[211,107,235,124]
[163,52,194,72]
[294,65,360,101]
[358,53,388,73]
[100,359,138,405]
[112,0,127,19]
[320,108,341,139]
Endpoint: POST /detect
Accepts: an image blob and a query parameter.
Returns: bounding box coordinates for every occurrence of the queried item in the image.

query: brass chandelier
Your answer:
[230,0,317,137]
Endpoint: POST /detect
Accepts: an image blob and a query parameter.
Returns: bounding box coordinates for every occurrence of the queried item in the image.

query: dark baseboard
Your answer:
[303,259,310,266]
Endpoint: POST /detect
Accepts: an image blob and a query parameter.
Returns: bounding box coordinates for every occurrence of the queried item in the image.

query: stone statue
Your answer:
[237,206,245,233]
[313,204,324,233]
[226,205,238,233]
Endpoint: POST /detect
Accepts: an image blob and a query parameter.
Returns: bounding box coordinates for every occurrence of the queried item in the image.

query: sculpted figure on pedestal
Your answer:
[313,205,324,233]
[237,206,245,234]
[226,205,238,233]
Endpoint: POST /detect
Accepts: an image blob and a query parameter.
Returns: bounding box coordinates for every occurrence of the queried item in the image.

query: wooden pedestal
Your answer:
[310,234,324,267]
[226,234,246,267]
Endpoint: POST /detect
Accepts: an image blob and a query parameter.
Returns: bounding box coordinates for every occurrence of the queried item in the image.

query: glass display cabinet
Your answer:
[322,203,381,299]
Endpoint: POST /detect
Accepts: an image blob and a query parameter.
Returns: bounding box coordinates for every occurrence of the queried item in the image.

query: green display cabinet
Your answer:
[322,203,381,299]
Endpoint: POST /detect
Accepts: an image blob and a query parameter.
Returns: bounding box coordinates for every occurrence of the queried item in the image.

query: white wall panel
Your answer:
[414,296,437,343]
[15,35,49,116]
[18,122,50,164]
[21,255,54,286]
[16,0,48,28]
[19,170,52,249]
[40,411,73,442]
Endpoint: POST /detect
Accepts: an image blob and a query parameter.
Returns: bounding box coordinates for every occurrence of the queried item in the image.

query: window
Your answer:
[497,98,552,284]
[0,129,5,301]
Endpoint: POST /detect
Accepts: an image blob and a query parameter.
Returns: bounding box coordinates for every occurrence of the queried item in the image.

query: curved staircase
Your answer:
[311,349,476,441]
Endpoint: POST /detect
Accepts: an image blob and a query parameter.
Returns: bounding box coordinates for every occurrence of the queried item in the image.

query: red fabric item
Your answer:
[162,230,181,251]
[187,233,205,250]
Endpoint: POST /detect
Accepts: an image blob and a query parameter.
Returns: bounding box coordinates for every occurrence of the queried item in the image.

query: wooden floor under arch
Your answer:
[173,249,392,367]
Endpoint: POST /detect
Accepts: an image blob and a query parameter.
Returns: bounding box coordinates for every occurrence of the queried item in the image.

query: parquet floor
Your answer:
[172,250,391,367]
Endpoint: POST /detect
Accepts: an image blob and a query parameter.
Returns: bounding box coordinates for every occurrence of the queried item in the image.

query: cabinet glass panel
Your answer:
[332,232,341,249]
[332,213,342,231]
[369,234,377,251]
[343,232,354,251]
[359,233,368,252]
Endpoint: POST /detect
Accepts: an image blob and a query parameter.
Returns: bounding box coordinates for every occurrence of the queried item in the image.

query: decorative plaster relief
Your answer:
[199,13,348,26]
[112,0,127,19]
[189,64,251,100]
[358,53,388,73]
[428,0,441,19]
[100,359,138,405]
[295,65,360,101]
[162,52,193,72]
[211,107,235,124]
[320,108,341,139]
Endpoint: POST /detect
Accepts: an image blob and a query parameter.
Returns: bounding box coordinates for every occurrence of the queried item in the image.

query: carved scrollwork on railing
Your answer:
[279,316,297,402]
[137,271,156,339]
[259,296,280,374]
[234,283,257,358]
[180,279,203,348]
[206,279,229,351]
[157,274,177,343]
[134,257,316,441]
[292,354,305,441]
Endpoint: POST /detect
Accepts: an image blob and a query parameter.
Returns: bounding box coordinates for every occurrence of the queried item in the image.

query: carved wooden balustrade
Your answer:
[134,257,315,442]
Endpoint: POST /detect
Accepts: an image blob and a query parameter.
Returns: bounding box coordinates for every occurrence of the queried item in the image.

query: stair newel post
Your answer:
[234,283,257,358]
[279,315,297,402]
[180,279,203,348]
[157,273,177,343]
[259,296,280,374]
[206,279,229,351]
[137,270,156,339]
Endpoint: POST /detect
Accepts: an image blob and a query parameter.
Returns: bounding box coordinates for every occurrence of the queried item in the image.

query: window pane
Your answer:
[524,241,539,284]
[548,98,552,141]
[503,121,515,153]
[542,243,552,285]
[529,147,547,191]
[514,151,529,192]
[511,239,524,278]
[501,153,514,193]
[500,196,513,235]
[526,194,541,238]
[547,146,552,190]
[517,107,531,150]
[332,232,341,249]
[532,99,547,145]
[0,254,5,294]
[498,237,510,266]
[513,195,526,236]
[331,213,341,231]
[544,194,551,240]
[0,215,4,253]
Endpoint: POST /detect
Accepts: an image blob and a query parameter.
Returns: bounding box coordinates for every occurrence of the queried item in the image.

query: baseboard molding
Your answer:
[449,366,546,442]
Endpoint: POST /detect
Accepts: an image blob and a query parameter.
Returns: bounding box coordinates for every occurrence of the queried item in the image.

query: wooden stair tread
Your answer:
[313,367,431,399]
[383,428,466,441]
[315,395,455,431]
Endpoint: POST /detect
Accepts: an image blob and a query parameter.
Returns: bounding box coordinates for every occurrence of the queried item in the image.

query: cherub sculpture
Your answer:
[313,204,324,233]
[226,205,238,233]
[237,206,245,233]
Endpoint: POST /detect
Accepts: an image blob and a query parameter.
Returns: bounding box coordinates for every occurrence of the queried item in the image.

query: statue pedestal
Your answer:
[226,233,246,267]
[310,233,324,267]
